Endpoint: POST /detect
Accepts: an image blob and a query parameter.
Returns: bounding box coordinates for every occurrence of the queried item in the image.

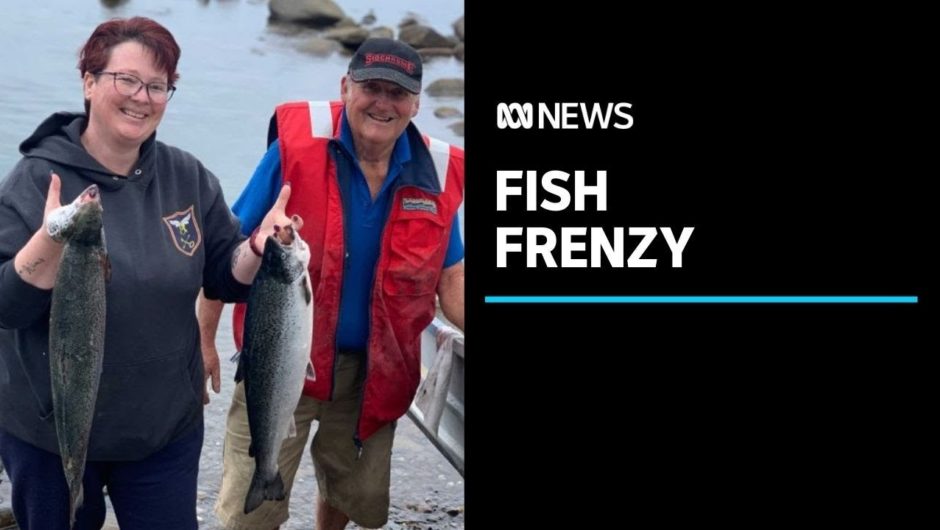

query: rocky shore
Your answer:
[268,0,465,136]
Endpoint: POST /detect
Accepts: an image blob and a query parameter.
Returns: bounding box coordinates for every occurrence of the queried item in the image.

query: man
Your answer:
[198,38,464,530]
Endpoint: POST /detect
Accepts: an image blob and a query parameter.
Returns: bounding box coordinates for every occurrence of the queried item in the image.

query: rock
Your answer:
[425,79,465,98]
[434,107,463,119]
[369,26,395,40]
[265,20,311,37]
[332,16,359,29]
[453,15,465,41]
[406,501,434,513]
[296,37,342,57]
[269,0,345,28]
[322,26,370,47]
[399,25,454,49]
[419,47,456,60]
[0,507,15,527]
[399,15,421,28]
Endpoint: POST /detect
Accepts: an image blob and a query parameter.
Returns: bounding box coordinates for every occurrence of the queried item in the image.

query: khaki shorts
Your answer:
[214,354,396,529]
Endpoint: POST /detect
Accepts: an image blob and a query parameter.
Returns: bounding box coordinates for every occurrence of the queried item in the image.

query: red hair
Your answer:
[78,17,181,113]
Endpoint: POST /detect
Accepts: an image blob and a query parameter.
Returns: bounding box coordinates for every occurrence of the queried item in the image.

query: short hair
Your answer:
[79,17,181,113]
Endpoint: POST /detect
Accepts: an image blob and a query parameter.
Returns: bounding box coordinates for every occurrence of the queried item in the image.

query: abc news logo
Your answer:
[496,102,633,130]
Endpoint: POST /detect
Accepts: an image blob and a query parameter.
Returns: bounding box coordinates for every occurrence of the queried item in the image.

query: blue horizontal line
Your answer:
[485,296,918,304]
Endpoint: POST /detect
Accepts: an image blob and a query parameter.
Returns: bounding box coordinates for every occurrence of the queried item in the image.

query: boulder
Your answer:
[434,107,464,119]
[399,24,454,49]
[453,16,465,41]
[369,26,395,40]
[425,78,465,98]
[269,0,345,28]
[322,26,370,47]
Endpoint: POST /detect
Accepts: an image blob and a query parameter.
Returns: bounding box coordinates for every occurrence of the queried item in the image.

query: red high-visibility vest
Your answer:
[233,101,464,442]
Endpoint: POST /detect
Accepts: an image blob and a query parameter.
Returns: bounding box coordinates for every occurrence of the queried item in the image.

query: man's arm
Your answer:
[437,261,464,332]
[197,290,225,404]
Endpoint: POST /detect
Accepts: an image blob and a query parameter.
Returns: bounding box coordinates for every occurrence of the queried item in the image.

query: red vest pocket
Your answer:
[383,211,446,296]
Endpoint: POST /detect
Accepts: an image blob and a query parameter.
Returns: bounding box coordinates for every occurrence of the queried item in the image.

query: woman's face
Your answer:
[83,41,170,150]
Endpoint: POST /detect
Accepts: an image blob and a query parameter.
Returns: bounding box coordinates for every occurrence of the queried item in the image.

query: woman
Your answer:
[0,17,292,530]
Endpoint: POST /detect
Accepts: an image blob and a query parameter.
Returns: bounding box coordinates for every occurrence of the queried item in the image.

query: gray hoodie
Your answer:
[0,112,249,460]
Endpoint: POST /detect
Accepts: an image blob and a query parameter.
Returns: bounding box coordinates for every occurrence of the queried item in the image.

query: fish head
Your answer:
[261,225,310,282]
[291,230,311,270]
[47,185,104,243]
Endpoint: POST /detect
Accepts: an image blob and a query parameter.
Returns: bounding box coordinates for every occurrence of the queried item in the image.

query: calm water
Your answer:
[0,0,465,202]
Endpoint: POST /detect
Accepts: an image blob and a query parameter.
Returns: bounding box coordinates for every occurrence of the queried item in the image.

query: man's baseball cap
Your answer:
[348,38,422,94]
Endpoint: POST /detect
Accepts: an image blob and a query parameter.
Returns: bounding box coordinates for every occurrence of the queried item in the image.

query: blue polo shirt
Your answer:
[232,112,463,351]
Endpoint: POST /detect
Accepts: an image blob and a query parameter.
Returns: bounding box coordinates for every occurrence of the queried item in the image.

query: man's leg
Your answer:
[214,382,318,530]
[317,495,350,530]
[310,354,396,529]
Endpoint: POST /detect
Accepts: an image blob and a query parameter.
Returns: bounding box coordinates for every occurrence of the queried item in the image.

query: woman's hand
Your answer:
[231,183,304,285]
[43,172,64,238]
[13,172,67,288]
[251,183,304,252]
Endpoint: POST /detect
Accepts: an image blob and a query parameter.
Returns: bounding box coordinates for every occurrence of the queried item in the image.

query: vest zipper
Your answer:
[329,142,350,404]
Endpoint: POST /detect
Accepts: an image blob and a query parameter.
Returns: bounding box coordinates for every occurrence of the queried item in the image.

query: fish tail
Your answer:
[243,469,286,514]
[267,472,286,502]
[244,471,266,514]
[69,483,84,528]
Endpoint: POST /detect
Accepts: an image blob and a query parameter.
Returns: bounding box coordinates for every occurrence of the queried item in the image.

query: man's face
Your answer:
[341,76,420,152]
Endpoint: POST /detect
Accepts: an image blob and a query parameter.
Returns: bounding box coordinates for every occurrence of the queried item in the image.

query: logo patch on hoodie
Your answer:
[162,206,202,257]
[401,197,437,214]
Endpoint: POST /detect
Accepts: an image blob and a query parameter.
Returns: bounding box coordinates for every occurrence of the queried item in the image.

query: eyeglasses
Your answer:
[96,71,176,103]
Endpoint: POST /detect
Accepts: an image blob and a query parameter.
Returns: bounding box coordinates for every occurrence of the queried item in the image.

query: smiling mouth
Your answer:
[121,108,148,120]
[367,113,393,123]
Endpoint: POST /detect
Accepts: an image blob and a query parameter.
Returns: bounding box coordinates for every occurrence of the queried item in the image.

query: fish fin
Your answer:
[234,350,246,383]
[234,344,251,394]
[244,470,265,514]
[299,274,311,305]
[101,253,112,283]
[306,361,316,381]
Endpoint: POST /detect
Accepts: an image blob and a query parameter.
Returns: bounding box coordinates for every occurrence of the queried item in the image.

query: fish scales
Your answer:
[47,184,108,529]
[237,227,313,514]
